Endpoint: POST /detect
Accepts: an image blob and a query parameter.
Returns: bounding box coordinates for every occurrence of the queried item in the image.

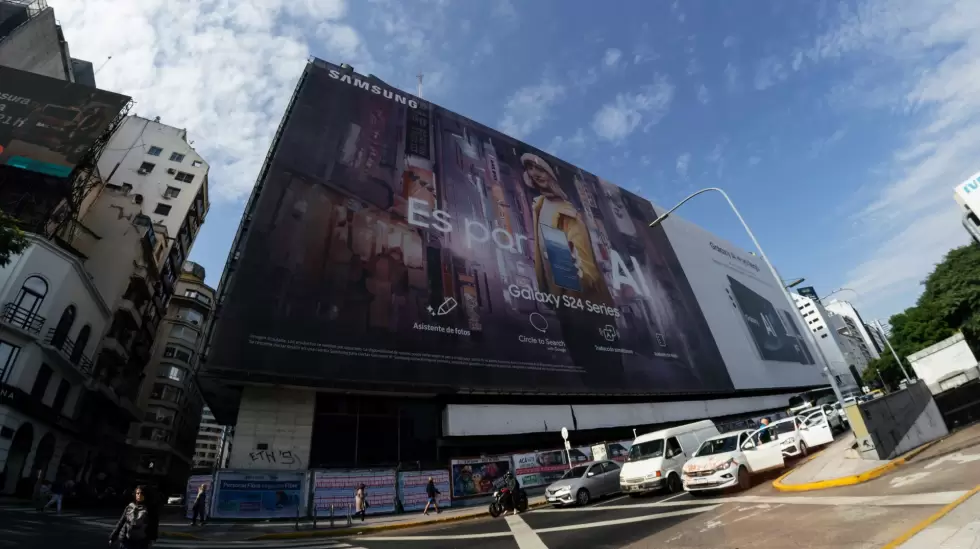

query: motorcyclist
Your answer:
[503,472,522,515]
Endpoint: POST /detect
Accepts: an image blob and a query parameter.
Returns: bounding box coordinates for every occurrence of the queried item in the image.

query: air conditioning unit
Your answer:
[167,168,177,174]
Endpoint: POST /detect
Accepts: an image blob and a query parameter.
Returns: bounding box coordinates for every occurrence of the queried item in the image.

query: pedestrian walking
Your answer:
[422,477,441,516]
[32,470,45,512]
[190,484,207,526]
[354,484,367,522]
[109,485,159,549]
[42,478,64,514]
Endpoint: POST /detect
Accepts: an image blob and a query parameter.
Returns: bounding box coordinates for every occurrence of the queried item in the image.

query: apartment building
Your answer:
[192,407,226,471]
[792,293,868,393]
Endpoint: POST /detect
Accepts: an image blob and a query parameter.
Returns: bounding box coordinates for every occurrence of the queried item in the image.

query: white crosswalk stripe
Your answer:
[154,540,360,549]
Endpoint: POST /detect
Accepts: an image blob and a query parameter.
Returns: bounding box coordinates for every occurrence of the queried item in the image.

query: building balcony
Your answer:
[117,299,143,329]
[42,328,94,376]
[1,303,46,335]
[101,333,131,362]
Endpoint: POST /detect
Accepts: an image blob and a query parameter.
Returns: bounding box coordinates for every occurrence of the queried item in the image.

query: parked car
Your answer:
[770,413,835,458]
[797,404,847,432]
[166,494,184,506]
[545,460,622,506]
[620,420,720,496]
[682,428,786,493]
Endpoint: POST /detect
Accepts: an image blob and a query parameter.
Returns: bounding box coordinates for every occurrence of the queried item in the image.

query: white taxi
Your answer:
[681,428,785,493]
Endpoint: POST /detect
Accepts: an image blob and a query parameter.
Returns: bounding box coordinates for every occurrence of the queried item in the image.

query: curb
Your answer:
[772,439,941,492]
[248,500,550,541]
[879,484,980,549]
[159,531,203,540]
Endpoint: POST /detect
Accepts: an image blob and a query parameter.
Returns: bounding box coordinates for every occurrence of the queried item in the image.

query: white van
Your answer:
[620,420,719,495]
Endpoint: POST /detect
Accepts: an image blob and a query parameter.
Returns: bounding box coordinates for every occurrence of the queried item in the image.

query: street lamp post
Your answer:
[872,319,912,383]
[649,187,847,409]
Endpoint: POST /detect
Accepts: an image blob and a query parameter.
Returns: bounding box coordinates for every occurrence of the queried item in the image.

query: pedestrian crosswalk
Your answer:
[155,539,365,549]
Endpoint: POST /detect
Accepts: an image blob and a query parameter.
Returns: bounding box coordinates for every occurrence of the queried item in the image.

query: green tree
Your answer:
[0,212,29,268]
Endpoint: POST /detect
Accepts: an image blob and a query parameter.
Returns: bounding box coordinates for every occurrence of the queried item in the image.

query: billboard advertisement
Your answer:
[512,446,593,488]
[796,286,820,304]
[659,215,824,390]
[450,455,512,498]
[209,58,735,396]
[312,469,397,516]
[0,66,130,177]
[398,470,451,511]
[211,471,306,519]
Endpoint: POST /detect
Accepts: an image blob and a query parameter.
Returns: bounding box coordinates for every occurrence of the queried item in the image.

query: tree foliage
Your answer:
[863,243,980,389]
[0,212,29,268]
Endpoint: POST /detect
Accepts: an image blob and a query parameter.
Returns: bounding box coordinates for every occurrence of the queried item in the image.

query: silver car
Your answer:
[544,460,622,506]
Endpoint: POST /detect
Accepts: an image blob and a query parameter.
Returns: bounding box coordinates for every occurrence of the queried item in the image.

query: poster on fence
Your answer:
[398,470,451,511]
[608,440,633,462]
[512,446,593,488]
[313,469,397,516]
[450,455,512,498]
[184,475,212,519]
[211,471,306,519]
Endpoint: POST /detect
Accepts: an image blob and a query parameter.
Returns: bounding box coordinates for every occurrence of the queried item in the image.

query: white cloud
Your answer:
[697,84,711,104]
[748,156,761,166]
[51,0,364,202]
[754,56,788,90]
[592,75,675,142]
[633,44,659,64]
[811,0,980,317]
[546,128,587,156]
[791,50,804,71]
[493,0,517,19]
[723,35,739,48]
[640,155,652,166]
[808,128,847,159]
[671,0,686,23]
[724,63,739,91]
[676,153,691,178]
[603,48,623,68]
[498,80,566,139]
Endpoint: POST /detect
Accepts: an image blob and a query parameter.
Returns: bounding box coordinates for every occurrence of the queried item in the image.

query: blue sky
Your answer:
[56,0,978,321]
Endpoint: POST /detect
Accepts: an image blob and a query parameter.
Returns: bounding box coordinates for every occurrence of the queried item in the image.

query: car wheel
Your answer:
[666,473,682,494]
[576,488,591,506]
[799,441,809,457]
[737,466,751,490]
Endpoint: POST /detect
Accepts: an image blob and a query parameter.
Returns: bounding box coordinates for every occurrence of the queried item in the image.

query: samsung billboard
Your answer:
[0,66,130,177]
[208,59,824,395]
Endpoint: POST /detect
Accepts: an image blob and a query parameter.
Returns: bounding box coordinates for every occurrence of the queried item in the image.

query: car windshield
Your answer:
[627,439,664,462]
[696,435,740,456]
[772,421,797,434]
[561,465,590,479]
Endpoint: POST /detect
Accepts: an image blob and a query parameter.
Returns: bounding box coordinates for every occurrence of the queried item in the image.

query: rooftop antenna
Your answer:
[94,55,113,76]
[417,73,424,99]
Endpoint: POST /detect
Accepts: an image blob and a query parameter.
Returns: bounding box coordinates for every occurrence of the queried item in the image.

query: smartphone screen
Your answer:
[539,224,582,292]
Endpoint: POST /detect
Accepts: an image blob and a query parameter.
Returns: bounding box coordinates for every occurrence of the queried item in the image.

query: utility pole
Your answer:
[873,319,912,382]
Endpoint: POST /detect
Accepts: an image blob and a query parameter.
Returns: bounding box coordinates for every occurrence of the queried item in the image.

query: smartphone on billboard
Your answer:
[539,224,582,292]
[727,275,800,363]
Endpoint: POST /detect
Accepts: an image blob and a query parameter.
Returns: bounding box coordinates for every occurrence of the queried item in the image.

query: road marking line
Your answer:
[880,485,980,549]
[155,541,355,548]
[358,532,514,541]
[534,504,720,533]
[590,495,627,507]
[506,514,548,549]
[659,492,688,503]
[531,490,968,511]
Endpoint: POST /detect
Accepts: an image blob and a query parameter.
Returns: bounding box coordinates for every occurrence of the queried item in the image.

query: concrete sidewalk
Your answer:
[889,486,980,548]
[777,433,889,487]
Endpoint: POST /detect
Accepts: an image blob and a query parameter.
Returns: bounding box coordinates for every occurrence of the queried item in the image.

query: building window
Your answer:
[183,290,212,306]
[139,162,156,173]
[177,308,204,326]
[0,341,21,384]
[169,152,185,163]
[11,275,48,329]
[50,305,76,349]
[154,204,172,216]
[163,345,193,363]
[191,160,203,168]
[70,324,91,364]
[820,334,829,338]
[150,383,183,404]
[164,186,180,199]
[31,364,53,399]
[174,171,195,183]
[170,325,198,345]
[163,365,185,382]
[147,146,163,156]
[51,380,70,413]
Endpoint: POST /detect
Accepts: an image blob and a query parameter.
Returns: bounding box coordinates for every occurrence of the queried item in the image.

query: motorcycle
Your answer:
[488,487,528,517]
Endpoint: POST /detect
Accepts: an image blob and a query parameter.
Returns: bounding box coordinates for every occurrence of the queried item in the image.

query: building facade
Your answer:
[824,300,882,359]
[128,261,214,493]
[792,293,867,393]
[0,234,123,496]
[192,406,226,471]
[0,0,93,84]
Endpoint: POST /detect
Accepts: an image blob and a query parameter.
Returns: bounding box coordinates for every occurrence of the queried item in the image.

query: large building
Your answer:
[823,299,882,359]
[192,407,227,471]
[954,170,980,243]
[792,293,867,393]
[0,0,94,85]
[129,261,214,493]
[199,58,830,473]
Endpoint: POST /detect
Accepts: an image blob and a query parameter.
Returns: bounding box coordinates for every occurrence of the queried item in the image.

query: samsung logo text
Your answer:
[327,70,420,109]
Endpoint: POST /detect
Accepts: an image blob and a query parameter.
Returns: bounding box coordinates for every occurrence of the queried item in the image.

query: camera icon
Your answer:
[598,325,619,342]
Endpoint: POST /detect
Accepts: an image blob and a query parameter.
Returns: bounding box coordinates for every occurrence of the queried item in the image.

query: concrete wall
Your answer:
[443,392,801,437]
[0,8,68,80]
[227,386,314,471]
[860,381,949,460]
